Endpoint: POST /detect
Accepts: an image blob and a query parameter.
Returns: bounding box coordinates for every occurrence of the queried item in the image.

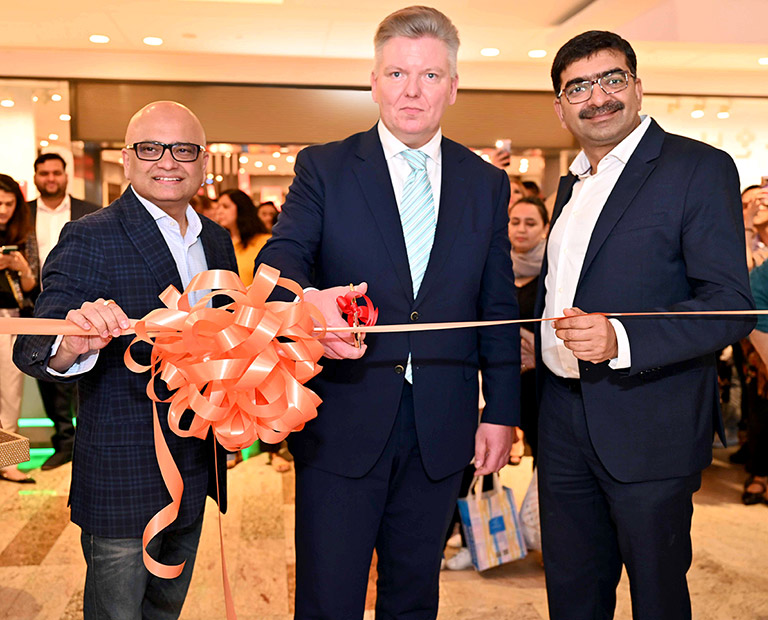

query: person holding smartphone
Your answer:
[0,174,38,483]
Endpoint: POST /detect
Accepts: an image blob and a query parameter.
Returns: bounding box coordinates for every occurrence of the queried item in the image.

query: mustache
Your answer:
[579,100,624,119]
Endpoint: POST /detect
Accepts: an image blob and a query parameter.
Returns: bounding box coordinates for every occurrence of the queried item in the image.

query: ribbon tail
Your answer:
[142,400,185,579]
[214,445,238,619]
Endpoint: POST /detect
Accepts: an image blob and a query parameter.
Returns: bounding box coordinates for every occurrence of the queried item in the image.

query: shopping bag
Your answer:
[519,467,541,551]
[457,473,527,571]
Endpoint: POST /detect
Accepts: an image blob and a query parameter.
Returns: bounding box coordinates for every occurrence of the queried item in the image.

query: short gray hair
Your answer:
[374,6,460,77]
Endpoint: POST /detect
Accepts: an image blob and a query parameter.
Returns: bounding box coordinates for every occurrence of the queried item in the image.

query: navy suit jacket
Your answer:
[14,188,238,537]
[535,119,755,482]
[257,126,521,480]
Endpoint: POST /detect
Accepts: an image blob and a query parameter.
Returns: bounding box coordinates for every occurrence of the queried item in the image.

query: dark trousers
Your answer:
[80,509,204,620]
[538,373,701,620]
[37,379,76,455]
[294,383,464,620]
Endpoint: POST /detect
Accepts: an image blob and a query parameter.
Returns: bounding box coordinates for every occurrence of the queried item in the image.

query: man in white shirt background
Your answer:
[27,153,99,471]
[534,30,754,620]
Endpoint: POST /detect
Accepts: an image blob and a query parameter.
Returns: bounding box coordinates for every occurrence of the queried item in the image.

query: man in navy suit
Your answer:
[14,101,236,619]
[27,152,100,471]
[257,6,519,618]
[535,31,755,620]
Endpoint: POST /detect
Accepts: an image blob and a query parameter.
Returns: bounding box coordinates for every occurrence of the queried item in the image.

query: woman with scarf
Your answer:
[508,195,549,465]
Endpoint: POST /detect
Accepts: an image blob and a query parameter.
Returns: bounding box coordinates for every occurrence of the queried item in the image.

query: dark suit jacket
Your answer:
[257,126,521,481]
[534,119,755,482]
[14,188,238,537]
[27,195,100,226]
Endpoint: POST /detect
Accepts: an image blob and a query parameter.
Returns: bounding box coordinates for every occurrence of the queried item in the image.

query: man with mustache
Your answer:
[534,31,754,619]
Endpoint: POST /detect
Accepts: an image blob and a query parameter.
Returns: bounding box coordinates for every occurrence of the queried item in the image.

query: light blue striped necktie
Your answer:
[400,149,436,298]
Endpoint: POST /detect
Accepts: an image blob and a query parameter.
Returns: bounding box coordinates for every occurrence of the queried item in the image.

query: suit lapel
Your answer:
[117,187,184,292]
[199,219,230,270]
[352,127,414,301]
[577,120,663,288]
[414,137,467,305]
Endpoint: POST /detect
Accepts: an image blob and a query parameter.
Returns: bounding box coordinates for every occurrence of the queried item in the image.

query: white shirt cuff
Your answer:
[608,318,631,370]
[46,334,100,377]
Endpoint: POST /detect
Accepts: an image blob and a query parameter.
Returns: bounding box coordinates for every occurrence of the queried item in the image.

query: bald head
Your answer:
[122,101,208,217]
[125,101,206,146]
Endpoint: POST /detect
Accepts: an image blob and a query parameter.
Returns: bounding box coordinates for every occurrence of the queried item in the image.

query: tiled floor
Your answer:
[2,448,768,619]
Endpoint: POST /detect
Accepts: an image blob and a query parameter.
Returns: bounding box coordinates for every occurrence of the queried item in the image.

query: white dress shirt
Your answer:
[542,115,652,379]
[49,188,208,376]
[36,194,71,270]
[377,120,443,383]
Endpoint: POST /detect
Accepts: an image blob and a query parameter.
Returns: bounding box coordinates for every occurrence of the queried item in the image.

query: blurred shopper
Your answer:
[14,101,237,619]
[190,192,215,219]
[257,200,279,233]
[508,196,548,465]
[0,174,38,483]
[742,260,768,505]
[215,189,270,286]
[28,153,99,471]
[522,180,543,199]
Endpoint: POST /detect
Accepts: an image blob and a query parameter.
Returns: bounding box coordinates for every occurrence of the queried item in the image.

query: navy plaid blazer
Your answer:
[14,188,238,538]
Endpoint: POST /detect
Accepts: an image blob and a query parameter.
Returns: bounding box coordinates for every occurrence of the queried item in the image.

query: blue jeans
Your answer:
[80,510,204,620]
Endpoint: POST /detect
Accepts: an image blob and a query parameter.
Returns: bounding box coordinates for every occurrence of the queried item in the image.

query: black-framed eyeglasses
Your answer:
[557,70,635,104]
[125,142,206,162]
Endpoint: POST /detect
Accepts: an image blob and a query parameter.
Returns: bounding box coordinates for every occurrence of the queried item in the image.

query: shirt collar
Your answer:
[37,194,71,214]
[569,114,652,178]
[130,186,202,239]
[377,120,442,165]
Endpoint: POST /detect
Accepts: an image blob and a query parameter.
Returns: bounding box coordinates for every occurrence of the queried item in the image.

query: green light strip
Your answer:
[30,448,55,456]
[18,418,54,428]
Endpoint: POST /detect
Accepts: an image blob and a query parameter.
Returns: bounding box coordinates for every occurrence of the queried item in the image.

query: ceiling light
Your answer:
[89,34,110,44]
[267,164,277,172]
[254,161,263,168]
[272,151,281,158]
[32,95,38,102]
[691,109,704,119]
[51,94,62,102]
[519,158,529,173]
[39,140,49,147]
[143,37,164,46]
[239,155,248,164]
[717,105,730,119]
[48,133,59,140]
[59,114,71,121]
[224,152,231,158]
[759,57,768,66]
[0,99,14,108]
[215,174,223,182]
[528,49,547,58]
[239,168,245,174]
[480,48,499,57]
[206,173,214,179]
[286,155,295,163]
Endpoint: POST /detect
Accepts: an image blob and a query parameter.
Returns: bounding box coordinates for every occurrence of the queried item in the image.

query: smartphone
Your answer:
[495,139,512,153]
[0,245,18,255]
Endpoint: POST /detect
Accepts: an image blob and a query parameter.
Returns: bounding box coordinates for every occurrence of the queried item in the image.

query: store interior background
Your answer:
[2,0,768,444]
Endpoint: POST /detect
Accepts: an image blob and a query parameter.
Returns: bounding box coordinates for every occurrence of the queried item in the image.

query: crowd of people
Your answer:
[0,4,764,620]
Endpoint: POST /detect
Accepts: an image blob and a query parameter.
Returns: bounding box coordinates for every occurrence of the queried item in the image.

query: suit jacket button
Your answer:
[394,364,405,374]
[410,311,420,322]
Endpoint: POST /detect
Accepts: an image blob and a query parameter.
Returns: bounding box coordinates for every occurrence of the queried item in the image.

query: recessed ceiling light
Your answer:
[528,49,547,58]
[480,48,500,57]
[254,161,263,168]
[215,174,223,182]
[286,155,295,163]
[51,94,62,102]
[224,152,231,158]
[759,57,768,66]
[239,168,245,174]
[48,133,59,140]
[717,111,730,119]
[239,155,248,164]
[39,140,49,147]
[267,164,277,172]
[59,114,71,121]
[143,37,164,46]
[0,99,14,108]
[272,151,281,158]
[89,34,110,44]
[691,109,704,119]
[32,95,38,102]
